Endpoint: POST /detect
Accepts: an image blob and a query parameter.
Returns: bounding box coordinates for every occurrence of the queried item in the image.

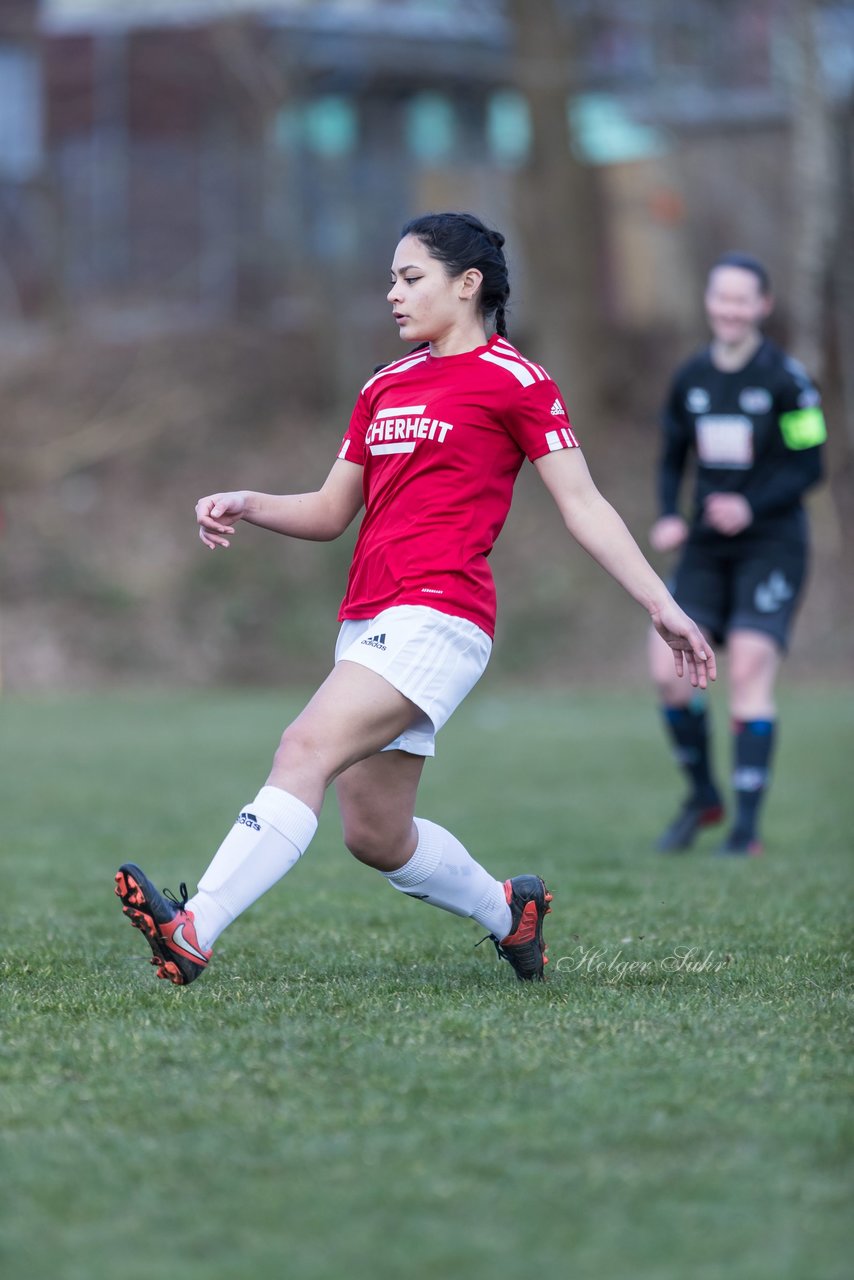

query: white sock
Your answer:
[186,786,318,950]
[383,817,512,938]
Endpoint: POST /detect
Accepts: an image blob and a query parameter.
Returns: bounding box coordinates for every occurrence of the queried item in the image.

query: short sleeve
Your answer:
[337,391,370,465]
[503,378,580,462]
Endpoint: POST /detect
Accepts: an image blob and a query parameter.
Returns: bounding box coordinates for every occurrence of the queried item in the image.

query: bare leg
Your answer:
[335,750,513,935]
[334,749,424,871]
[184,661,423,947]
[727,629,780,720]
[267,659,424,812]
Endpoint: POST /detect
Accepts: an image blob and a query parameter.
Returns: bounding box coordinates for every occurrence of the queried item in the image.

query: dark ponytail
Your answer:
[401,212,511,336]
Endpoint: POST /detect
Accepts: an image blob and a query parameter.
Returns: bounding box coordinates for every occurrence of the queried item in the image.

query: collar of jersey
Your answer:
[425,334,498,362]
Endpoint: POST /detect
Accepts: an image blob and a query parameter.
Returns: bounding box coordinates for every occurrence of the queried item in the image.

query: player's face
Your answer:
[704,266,772,347]
[387,235,470,344]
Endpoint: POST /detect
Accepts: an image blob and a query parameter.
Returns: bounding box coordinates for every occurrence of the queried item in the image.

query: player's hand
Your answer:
[649,515,689,553]
[650,599,717,690]
[196,491,249,549]
[703,492,753,536]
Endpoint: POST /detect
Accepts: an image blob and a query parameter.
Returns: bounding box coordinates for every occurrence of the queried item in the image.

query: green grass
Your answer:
[1,685,851,1280]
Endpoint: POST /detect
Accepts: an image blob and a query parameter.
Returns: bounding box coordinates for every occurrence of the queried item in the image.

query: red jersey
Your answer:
[336,334,580,638]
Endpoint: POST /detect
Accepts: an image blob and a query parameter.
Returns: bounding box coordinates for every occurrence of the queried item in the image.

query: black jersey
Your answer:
[658,338,826,539]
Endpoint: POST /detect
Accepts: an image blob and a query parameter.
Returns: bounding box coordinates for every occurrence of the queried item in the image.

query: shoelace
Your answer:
[475,933,507,959]
[163,882,190,910]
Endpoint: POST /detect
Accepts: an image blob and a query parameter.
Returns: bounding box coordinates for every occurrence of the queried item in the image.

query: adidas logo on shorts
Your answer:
[361,632,387,651]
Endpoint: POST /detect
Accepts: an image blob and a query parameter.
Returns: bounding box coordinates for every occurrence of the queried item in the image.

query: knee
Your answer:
[729,639,778,693]
[270,722,330,788]
[342,815,387,866]
[342,821,380,866]
[649,632,684,702]
[729,667,777,720]
[653,673,682,704]
[728,652,764,691]
[341,812,414,871]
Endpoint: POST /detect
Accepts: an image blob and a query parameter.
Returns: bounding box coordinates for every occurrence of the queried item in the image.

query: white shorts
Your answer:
[334,605,492,756]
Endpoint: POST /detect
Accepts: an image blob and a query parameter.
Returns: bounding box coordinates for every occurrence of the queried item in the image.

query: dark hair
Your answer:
[401,211,510,337]
[709,252,771,295]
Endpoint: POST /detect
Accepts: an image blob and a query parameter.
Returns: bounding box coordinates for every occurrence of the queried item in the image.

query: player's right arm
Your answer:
[196,458,364,549]
[649,373,691,552]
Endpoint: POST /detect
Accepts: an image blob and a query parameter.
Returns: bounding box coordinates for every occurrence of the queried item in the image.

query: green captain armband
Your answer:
[779,406,827,449]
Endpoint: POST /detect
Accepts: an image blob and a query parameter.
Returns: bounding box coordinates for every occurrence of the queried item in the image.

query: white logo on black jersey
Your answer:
[783,355,810,384]
[739,387,772,414]
[687,387,710,413]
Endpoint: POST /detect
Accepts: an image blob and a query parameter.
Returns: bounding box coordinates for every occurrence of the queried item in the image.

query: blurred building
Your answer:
[1,1,850,693]
[0,0,851,350]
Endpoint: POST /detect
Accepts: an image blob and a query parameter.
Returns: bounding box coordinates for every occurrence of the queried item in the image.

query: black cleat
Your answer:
[115,863,211,986]
[715,832,763,857]
[656,797,724,853]
[487,875,552,982]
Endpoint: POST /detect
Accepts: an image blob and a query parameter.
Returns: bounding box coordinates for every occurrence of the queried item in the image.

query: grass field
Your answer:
[1,684,851,1280]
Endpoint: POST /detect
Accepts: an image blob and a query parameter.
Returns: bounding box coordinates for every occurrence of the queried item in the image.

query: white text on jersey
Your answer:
[366,404,454,456]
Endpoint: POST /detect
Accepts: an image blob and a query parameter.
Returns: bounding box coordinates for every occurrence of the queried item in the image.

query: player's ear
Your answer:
[459,267,483,301]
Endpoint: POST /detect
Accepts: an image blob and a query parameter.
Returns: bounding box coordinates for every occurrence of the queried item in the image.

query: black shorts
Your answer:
[672,530,808,651]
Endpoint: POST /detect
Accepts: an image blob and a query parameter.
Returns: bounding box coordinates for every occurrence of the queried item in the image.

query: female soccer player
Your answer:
[116,212,714,985]
[648,252,826,856]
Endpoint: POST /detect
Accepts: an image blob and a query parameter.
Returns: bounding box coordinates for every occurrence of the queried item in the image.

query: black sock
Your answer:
[661,703,720,806]
[732,719,776,840]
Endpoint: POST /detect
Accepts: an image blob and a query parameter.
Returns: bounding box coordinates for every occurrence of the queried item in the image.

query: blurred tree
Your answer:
[209,17,293,316]
[785,0,836,384]
[507,0,605,427]
[833,82,854,456]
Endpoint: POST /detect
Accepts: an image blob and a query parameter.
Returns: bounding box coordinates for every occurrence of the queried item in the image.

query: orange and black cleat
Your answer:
[715,833,763,857]
[488,875,553,982]
[115,863,212,986]
[656,795,725,853]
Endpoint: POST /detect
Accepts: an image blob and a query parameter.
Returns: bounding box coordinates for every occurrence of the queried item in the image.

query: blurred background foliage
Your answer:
[0,0,851,690]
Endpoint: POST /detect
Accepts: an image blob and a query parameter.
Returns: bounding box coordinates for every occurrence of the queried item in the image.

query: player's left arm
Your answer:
[534,448,716,688]
[727,369,827,528]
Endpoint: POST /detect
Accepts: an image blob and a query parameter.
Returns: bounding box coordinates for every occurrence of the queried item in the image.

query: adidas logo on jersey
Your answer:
[550,398,566,416]
[361,632,387,651]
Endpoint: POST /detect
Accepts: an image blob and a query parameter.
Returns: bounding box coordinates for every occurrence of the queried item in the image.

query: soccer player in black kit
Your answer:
[647,253,827,855]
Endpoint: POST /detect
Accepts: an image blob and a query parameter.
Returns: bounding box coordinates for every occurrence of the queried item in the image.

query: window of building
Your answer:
[273,95,358,158]
[304,95,358,157]
[0,45,42,180]
[486,90,531,167]
[405,93,456,163]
